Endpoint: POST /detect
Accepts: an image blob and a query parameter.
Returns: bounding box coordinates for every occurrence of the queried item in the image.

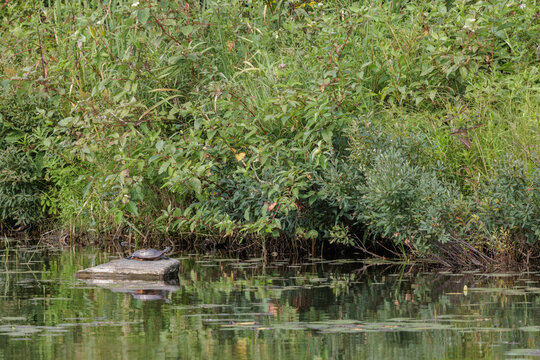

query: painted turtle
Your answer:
[127,246,171,261]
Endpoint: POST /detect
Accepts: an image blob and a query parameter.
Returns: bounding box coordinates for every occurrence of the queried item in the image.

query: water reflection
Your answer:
[0,247,538,360]
[79,278,181,303]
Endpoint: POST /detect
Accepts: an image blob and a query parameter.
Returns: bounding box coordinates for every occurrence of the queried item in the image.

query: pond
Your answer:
[0,245,538,359]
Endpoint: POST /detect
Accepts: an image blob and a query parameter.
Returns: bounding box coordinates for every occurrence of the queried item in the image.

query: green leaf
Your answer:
[137,9,150,25]
[459,66,468,79]
[495,30,507,40]
[159,0,170,9]
[158,161,169,175]
[130,185,143,201]
[156,139,165,152]
[420,66,434,77]
[82,180,94,199]
[126,201,139,216]
[114,210,124,224]
[189,177,202,194]
[322,129,332,144]
[58,117,74,127]
[194,118,202,130]
[4,131,23,143]
[181,25,194,36]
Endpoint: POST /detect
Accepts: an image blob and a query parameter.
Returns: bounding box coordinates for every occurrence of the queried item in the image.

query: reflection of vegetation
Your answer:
[1,249,539,359]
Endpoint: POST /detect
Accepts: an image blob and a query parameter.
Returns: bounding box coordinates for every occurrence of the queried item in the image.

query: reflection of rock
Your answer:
[78,278,180,303]
[130,289,171,302]
[75,258,180,281]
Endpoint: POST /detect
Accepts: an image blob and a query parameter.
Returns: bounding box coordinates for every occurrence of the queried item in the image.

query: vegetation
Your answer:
[0,0,538,267]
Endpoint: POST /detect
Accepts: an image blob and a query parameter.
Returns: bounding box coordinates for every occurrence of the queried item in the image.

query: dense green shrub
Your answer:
[316,120,538,255]
[0,146,43,226]
[315,121,461,255]
[479,161,539,244]
[360,148,457,254]
[0,95,52,227]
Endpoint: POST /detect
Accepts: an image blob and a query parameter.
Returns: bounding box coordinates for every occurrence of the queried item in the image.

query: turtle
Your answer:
[126,246,171,261]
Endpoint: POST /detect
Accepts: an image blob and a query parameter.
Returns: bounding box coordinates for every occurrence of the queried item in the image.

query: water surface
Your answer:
[0,246,538,359]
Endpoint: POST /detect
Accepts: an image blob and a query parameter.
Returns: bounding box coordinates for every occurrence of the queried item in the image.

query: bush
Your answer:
[0,95,52,227]
[315,120,461,255]
[479,161,539,244]
[0,146,44,227]
[361,147,457,254]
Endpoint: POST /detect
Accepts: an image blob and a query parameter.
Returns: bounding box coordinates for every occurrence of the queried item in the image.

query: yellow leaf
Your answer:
[235,152,246,161]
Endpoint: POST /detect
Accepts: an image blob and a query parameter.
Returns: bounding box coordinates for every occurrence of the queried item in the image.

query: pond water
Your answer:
[0,245,538,359]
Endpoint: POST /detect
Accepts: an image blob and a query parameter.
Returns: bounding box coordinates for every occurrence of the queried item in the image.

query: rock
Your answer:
[75,258,180,281]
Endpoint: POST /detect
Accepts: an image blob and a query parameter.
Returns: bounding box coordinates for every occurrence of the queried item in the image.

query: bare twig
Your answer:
[32,0,48,79]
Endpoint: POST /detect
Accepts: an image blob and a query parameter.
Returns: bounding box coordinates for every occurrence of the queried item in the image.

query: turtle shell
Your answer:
[128,246,171,260]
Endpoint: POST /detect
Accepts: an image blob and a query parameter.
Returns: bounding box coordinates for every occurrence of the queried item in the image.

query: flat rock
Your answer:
[75,258,180,281]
